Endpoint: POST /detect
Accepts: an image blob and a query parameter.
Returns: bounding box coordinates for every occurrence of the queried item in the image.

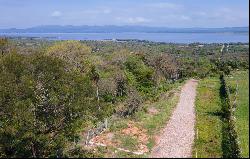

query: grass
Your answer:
[115,150,146,158]
[193,71,249,158]
[225,70,249,158]
[117,134,139,150]
[193,77,223,158]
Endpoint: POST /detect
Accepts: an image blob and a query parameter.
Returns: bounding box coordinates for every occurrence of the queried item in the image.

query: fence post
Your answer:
[86,130,90,145]
[84,118,111,146]
[196,128,198,158]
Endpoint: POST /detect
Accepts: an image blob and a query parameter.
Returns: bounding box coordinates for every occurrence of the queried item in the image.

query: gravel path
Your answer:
[150,79,198,158]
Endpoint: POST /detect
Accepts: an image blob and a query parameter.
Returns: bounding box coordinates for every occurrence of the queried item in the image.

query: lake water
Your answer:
[0,32,249,43]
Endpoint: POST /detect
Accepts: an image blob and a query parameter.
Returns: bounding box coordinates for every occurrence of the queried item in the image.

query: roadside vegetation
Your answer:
[193,77,223,158]
[98,82,183,158]
[193,71,249,158]
[0,37,249,157]
[225,71,249,157]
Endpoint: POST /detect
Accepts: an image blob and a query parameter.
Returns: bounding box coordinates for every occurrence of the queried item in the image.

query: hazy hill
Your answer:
[0,25,248,33]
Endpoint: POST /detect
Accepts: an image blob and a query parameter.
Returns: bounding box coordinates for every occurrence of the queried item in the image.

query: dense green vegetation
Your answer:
[0,53,99,157]
[0,37,249,157]
[226,71,249,157]
[220,73,241,158]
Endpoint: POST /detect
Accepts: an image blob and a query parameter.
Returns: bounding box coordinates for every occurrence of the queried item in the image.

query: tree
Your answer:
[0,53,95,157]
[114,71,127,97]
[149,54,179,81]
[125,55,154,95]
[46,40,92,72]
[0,38,9,56]
[88,66,101,110]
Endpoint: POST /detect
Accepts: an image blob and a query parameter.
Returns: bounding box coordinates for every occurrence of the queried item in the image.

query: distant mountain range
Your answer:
[0,25,248,33]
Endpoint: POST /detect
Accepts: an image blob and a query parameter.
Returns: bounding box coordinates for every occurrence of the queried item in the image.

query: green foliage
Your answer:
[88,65,100,83]
[213,59,231,75]
[125,56,154,95]
[147,53,178,80]
[46,40,92,72]
[220,74,241,158]
[0,39,248,157]
[66,146,104,158]
[0,38,9,55]
[0,53,96,157]
[178,57,215,78]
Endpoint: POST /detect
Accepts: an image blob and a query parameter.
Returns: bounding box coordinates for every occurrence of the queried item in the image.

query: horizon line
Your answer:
[0,25,249,30]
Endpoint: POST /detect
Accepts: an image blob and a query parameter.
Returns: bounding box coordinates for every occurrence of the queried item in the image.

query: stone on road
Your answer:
[150,79,198,158]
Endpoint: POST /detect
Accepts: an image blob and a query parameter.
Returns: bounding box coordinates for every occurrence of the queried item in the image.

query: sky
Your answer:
[0,0,249,29]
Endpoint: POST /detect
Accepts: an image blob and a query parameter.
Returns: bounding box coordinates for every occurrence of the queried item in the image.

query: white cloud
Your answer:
[195,11,208,16]
[160,14,191,21]
[81,8,112,15]
[103,9,111,14]
[51,11,62,17]
[116,17,151,24]
[128,17,151,23]
[180,15,191,21]
[220,7,231,13]
[146,2,182,10]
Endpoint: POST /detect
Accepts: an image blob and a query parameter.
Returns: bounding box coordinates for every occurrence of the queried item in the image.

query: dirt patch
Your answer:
[147,107,159,115]
[88,121,149,154]
[90,132,120,147]
[121,122,149,153]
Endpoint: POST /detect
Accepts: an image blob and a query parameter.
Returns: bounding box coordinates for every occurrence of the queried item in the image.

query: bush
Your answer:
[118,88,143,117]
[0,53,96,157]
[125,56,154,95]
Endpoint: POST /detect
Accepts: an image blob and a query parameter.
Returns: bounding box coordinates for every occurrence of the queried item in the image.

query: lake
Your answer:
[0,32,249,43]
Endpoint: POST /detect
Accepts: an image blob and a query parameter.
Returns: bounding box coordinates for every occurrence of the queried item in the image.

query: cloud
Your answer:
[160,14,191,21]
[146,2,182,10]
[194,11,208,16]
[80,8,112,15]
[193,7,241,22]
[51,11,62,17]
[128,17,151,23]
[103,9,111,14]
[116,17,151,24]
[180,15,191,21]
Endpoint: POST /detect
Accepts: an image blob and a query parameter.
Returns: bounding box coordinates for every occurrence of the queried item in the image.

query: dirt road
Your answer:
[150,79,198,158]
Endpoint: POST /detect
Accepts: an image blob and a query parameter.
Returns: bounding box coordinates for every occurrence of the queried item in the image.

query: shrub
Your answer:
[0,53,96,157]
[125,56,154,95]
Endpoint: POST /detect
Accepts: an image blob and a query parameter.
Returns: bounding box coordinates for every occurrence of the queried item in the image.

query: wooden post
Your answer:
[86,130,90,145]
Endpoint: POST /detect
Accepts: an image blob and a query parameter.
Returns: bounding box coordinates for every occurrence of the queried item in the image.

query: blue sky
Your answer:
[0,0,248,28]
